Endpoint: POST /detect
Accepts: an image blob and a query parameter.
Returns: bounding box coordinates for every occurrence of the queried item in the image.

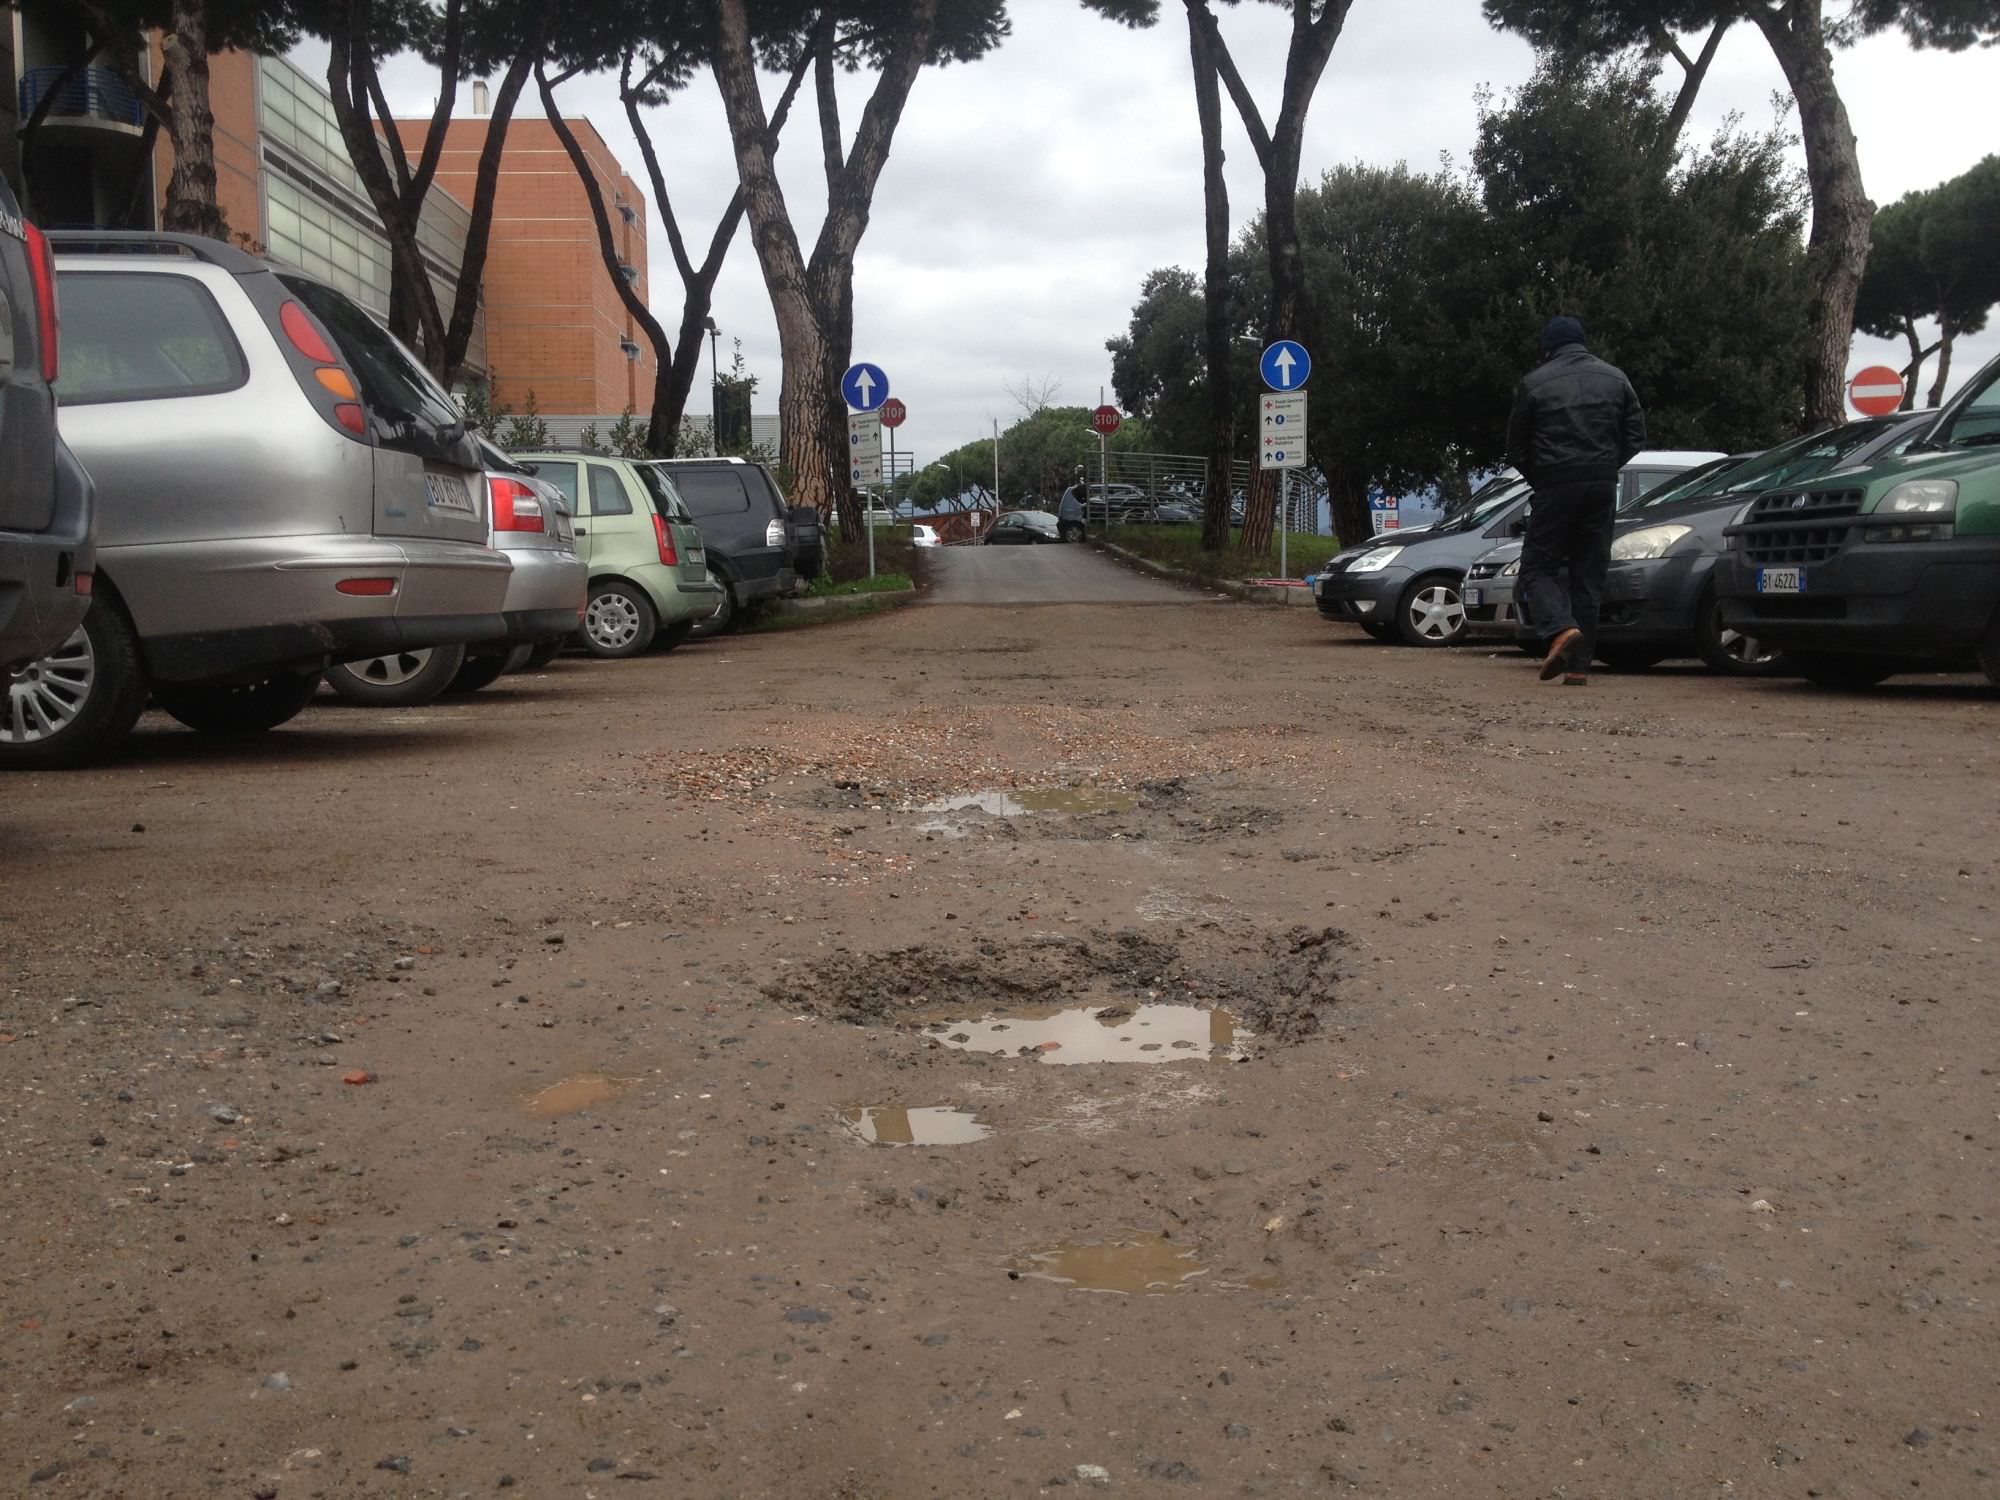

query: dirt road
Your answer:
[3,546,1996,1498]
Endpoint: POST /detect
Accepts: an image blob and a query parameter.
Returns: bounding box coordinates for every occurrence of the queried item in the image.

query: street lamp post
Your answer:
[705,316,722,452]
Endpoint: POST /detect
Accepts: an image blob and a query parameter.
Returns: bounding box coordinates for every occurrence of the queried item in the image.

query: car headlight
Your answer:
[1347,546,1404,574]
[1500,558,1519,577]
[1881,479,1957,516]
[1610,524,1693,562]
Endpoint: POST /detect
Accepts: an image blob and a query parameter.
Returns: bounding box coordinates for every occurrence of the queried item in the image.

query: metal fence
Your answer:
[20,68,145,128]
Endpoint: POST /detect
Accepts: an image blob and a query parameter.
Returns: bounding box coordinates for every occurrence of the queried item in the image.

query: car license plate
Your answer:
[1465,587,1484,607]
[687,548,704,567]
[424,472,474,514]
[1758,568,1804,595]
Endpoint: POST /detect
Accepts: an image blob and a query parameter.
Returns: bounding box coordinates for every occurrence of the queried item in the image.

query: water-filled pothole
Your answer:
[839,1105,992,1146]
[1012,1235,1207,1294]
[524,1074,633,1118]
[922,787,1138,817]
[926,1004,1251,1064]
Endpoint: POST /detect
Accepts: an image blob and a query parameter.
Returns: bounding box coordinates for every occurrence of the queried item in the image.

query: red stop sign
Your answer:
[1847,365,1905,417]
[879,397,907,429]
[1091,404,1121,435]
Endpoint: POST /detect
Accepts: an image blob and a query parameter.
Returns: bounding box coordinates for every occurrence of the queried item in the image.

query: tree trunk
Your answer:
[1187,2,1235,554]
[1898,317,1924,408]
[1328,466,1370,552]
[1751,5,1872,431]
[710,0,938,527]
[159,0,225,238]
[1927,317,1955,408]
[1658,21,1729,151]
[440,42,540,386]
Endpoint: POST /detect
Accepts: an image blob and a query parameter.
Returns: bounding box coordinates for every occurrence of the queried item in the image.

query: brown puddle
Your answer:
[839,1105,992,1146]
[1013,1235,1208,1294]
[925,1004,1251,1064]
[922,787,1138,818]
[524,1074,634,1119]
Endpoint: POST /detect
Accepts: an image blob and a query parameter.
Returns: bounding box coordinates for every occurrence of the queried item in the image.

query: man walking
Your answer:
[1056,468,1087,543]
[1507,315,1645,685]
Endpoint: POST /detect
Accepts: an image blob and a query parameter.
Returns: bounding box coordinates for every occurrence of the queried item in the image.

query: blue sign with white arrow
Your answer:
[842,362,890,412]
[1259,340,1311,392]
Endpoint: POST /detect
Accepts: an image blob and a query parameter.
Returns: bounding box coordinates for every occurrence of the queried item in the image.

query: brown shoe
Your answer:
[1539,628,1582,682]
[1562,672,1589,686]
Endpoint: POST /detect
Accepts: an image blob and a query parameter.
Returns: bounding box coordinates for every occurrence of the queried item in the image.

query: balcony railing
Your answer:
[19,67,146,129]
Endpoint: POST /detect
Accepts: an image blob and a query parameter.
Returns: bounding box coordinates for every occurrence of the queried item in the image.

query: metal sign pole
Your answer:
[1280,469,1288,578]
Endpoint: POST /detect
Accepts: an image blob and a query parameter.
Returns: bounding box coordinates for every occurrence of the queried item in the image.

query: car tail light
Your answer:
[490,477,545,533]
[333,403,366,436]
[23,222,58,382]
[74,572,93,596]
[653,513,678,566]
[336,577,397,596]
[280,301,339,364]
[765,518,786,547]
[314,367,357,399]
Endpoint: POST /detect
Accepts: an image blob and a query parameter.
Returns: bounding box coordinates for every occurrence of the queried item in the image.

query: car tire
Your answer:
[325,645,466,707]
[581,580,658,657]
[155,672,321,735]
[1789,651,1895,690]
[1594,646,1666,672]
[522,640,564,670]
[1693,585,1785,676]
[0,602,150,771]
[691,571,735,639]
[1394,574,1467,647]
[1977,608,2000,689]
[1359,621,1397,643]
[1059,521,1085,543]
[445,645,527,696]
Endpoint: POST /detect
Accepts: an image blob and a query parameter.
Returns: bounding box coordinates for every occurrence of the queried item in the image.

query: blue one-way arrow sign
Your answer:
[842,362,889,412]
[1259,340,1311,392]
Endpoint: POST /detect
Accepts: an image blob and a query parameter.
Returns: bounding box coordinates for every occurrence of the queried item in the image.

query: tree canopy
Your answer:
[1856,157,2000,407]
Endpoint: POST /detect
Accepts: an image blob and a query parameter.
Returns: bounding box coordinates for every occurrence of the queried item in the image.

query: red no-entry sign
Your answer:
[1848,365,1904,417]
[1091,404,1121,435]
[880,397,907,429]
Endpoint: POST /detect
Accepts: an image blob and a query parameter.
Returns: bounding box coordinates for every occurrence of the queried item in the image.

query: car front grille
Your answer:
[1740,488,1862,567]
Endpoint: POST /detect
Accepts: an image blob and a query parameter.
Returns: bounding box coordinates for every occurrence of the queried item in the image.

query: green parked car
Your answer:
[512,453,722,656]
[1717,353,2000,689]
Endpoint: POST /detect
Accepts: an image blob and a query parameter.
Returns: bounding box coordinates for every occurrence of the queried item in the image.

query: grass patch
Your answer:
[805,571,914,598]
[821,532,923,590]
[1107,524,1346,582]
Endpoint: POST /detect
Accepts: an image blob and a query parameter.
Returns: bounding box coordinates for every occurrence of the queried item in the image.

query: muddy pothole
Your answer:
[839,1105,992,1146]
[524,1074,635,1118]
[924,1004,1251,1064]
[920,787,1140,818]
[764,927,1346,1048]
[1010,1235,1207,1294]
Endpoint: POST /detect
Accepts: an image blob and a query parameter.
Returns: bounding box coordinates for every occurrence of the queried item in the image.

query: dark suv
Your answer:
[648,457,822,632]
[0,178,94,681]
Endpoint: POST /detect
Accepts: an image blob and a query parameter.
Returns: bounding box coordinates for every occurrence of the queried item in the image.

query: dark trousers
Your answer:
[1518,479,1616,660]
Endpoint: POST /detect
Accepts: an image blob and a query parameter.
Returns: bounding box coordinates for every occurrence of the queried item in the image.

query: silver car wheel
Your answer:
[345,649,435,687]
[4,628,94,744]
[586,590,644,650]
[1408,584,1464,642]
[1720,626,1778,667]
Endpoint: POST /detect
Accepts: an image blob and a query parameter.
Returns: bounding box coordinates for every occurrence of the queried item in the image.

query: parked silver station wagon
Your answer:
[1,233,521,769]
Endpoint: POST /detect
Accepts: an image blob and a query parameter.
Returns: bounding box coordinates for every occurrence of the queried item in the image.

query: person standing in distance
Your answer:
[1056,467,1087,543]
[1507,315,1645,686]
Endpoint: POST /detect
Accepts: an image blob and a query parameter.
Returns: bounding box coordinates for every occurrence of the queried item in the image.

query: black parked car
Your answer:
[985,510,1064,544]
[0,177,94,678]
[1580,415,1931,674]
[649,457,822,633]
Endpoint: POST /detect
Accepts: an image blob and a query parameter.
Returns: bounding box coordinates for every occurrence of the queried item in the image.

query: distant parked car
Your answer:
[986,510,1064,545]
[1618,448,1728,508]
[0,178,95,685]
[912,523,941,549]
[324,439,587,703]
[1719,355,2000,689]
[4,232,509,770]
[650,456,823,634]
[1314,473,1531,645]
[513,452,720,657]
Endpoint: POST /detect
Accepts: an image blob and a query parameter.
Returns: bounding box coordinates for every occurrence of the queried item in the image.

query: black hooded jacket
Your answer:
[1506,344,1646,488]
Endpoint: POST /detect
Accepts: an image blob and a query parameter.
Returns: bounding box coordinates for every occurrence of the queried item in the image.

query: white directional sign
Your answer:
[848,409,883,485]
[1259,391,1307,470]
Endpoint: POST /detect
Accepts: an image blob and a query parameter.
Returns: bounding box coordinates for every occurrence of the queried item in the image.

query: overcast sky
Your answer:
[353,0,1998,463]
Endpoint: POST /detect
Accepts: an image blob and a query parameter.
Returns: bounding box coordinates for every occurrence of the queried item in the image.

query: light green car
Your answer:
[512,453,721,656]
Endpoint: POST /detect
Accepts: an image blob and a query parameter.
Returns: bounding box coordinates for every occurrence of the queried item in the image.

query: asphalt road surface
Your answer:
[924,539,1199,604]
[2,565,1996,1497]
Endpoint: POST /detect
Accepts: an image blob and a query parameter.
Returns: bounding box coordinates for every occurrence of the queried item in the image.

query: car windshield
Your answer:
[1436,471,1518,525]
[1429,481,1527,536]
[1636,454,1751,508]
[1925,358,2000,450]
[280,274,473,467]
[635,464,690,520]
[1682,423,1897,499]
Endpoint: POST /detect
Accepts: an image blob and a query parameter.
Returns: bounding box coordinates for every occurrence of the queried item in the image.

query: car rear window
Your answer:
[532,460,580,508]
[55,271,247,405]
[278,274,469,463]
[635,465,691,519]
[589,465,633,516]
[673,468,751,517]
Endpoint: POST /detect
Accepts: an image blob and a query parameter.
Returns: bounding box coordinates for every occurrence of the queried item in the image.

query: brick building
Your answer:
[396,115,654,419]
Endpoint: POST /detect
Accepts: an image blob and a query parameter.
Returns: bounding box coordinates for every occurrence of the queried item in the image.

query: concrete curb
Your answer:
[1094,541,1318,607]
